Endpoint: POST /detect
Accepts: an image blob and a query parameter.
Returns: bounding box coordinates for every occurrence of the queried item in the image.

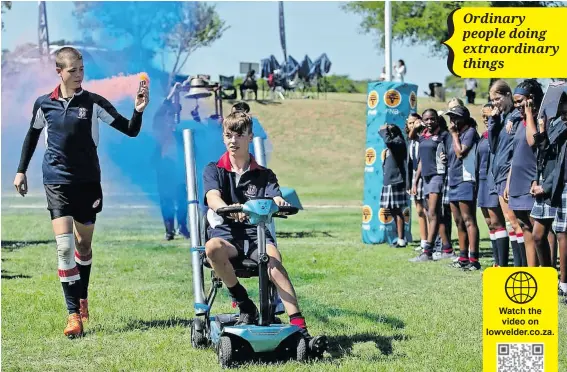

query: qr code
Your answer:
[497,343,544,372]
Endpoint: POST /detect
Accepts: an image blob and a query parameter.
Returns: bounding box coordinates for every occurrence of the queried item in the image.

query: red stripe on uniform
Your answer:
[58,267,79,277]
[75,250,92,261]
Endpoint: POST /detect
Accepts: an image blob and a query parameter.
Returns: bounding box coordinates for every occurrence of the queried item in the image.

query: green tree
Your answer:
[343,1,561,57]
[158,2,228,89]
[2,1,12,31]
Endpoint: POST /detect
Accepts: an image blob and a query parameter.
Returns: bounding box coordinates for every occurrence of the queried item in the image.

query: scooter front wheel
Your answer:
[295,334,307,362]
[191,318,208,348]
[218,335,234,368]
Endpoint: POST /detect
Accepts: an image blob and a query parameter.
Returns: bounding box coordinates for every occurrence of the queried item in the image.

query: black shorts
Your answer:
[207,225,276,263]
[44,183,103,224]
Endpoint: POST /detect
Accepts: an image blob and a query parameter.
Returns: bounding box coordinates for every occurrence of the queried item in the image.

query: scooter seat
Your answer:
[202,254,259,278]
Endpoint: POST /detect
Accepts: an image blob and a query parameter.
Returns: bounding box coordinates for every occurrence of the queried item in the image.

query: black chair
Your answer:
[219,75,237,100]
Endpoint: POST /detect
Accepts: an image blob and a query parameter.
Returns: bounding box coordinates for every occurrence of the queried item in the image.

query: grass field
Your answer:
[2,94,566,371]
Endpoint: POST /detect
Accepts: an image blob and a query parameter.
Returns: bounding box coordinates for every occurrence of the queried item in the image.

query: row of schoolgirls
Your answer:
[378,79,567,303]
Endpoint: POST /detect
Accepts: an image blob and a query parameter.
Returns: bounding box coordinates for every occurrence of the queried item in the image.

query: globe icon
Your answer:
[505,271,538,304]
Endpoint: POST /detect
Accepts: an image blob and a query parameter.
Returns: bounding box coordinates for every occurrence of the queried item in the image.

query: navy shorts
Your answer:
[509,193,535,211]
[44,183,103,225]
[477,179,499,208]
[423,175,444,196]
[207,225,276,262]
[448,181,476,202]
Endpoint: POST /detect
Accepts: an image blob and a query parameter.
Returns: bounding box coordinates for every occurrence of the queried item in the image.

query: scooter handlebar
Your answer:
[215,206,243,215]
[215,205,299,217]
[274,206,299,216]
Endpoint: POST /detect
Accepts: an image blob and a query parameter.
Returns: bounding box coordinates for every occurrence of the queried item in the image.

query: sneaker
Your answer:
[559,287,566,297]
[297,328,329,357]
[450,260,469,269]
[462,261,482,271]
[433,251,456,261]
[164,232,174,241]
[79,299,89,323]
[235,305,259,325]
[409,253,432,262]
[414,246,423,252]
[64,313,84,339]
[393,242,407,248]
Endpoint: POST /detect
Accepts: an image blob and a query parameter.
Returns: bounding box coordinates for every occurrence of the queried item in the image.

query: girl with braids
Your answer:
[444,105,481,270]
[487,80,523,267]
[503,79,543,267]
[409,109,453,262]
[406,113,429,252]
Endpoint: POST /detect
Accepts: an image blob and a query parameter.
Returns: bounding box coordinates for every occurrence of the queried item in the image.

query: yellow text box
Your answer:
[483,268,558,372]
[444,7,567,78]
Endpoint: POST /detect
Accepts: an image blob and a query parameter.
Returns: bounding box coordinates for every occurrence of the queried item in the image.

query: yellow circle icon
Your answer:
[367,90,379,109]
[378,208,394,224]
[409,91,417,109]
[362,205,373,223]
[384,89,402,108]
[365,148,377,166]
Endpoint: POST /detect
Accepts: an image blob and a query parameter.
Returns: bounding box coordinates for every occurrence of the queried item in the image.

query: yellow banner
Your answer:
[483,268,558,372]
[444,7,567,78]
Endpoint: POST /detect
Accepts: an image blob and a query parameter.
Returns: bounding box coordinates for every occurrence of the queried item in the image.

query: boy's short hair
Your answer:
[55,47,83,69]
[223,112,253,135]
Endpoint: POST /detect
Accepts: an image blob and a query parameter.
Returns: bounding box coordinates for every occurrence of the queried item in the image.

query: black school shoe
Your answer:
[235,303,259,325]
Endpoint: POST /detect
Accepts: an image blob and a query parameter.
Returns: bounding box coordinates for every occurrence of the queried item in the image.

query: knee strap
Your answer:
[56,233,80,282]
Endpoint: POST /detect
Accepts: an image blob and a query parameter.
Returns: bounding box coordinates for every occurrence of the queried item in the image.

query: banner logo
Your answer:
[378,208,394,224]
[368,90,379,109]
[362,205,372,224]
[365,148,377,166]
[384,89,402,108]
[409,91,417,109]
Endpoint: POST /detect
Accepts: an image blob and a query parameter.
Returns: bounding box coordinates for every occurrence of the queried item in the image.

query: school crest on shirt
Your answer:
[245,184,257,198]
[432,135,438,141]
[78,107,88,119]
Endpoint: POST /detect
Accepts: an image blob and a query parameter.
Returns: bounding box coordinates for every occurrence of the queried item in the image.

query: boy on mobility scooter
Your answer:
[202,109,328,359]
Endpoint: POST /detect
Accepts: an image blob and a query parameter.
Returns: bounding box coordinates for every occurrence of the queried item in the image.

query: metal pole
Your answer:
[183,129,207,314]
[384,0,392,82]
[253,137,276,241]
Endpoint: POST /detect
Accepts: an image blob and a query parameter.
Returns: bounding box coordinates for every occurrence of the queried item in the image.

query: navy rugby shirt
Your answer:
[418,128,451,178]
[17,85,143,184]
[447,126,479,187]
[203,152,282,232]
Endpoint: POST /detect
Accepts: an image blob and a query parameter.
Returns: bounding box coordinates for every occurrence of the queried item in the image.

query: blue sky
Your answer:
[1,1,449,94]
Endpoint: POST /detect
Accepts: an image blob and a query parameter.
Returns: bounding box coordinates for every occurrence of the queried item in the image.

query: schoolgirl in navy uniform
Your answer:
[445,106,481,270]
[487,80,523,266]
[504,81,544,267]
[378,124,409,247]
[406,113,428,252]
[409,109,453,262]
[477,105,508,267]
[531,92,567,303]
[517,79,557,268]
